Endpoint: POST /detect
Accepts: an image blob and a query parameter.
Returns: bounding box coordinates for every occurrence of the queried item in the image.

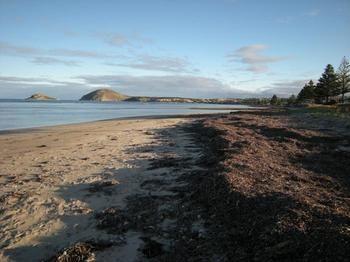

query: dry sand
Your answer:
[0,116,201,261]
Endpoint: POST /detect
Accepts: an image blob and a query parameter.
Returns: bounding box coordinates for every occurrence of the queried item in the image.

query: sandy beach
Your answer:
[2,0,349,260]
[0,116,205,261]
[0,109,349,261]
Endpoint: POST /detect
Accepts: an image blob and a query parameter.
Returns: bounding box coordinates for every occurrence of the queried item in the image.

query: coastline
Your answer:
[0,100,254,132]
[0,112,228,135]
[1,109,349,261]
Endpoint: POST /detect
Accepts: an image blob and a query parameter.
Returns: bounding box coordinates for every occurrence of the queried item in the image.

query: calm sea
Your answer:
[0,99,251,131]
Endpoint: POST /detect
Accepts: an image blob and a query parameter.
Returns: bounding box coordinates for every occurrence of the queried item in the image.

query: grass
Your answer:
[289,104,350,121]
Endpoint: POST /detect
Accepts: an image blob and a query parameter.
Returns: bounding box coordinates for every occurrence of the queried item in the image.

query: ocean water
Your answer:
[0,99,252,131]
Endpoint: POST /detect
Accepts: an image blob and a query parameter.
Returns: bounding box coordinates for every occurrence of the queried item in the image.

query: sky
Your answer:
[0,0,349,99]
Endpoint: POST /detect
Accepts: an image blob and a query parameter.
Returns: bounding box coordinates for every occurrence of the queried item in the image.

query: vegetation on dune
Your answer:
[291,105,350,121]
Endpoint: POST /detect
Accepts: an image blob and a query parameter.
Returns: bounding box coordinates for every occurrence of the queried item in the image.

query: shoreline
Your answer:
[0,111,235,135]
[0,100,256,133]
[1,109,348,261]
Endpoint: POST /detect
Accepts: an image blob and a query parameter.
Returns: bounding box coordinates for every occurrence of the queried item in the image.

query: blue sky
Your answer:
[0,0,349,99]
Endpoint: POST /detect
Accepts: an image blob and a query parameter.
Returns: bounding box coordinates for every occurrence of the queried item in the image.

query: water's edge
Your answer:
[0,100,253,131]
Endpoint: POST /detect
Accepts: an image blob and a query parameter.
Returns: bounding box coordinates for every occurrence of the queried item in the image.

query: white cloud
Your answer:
[0,76,80,86]
[227,44,287,73]
[0,41,39,55]
[31,57,79,66]
[49,48,116,59]
[0,41,120,59]
[105,54,197,73]
[0,41,197,73]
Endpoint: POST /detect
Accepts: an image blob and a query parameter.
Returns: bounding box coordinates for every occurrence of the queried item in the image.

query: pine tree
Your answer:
[315,64,339,103]
[337,56,350,103]
[297,84,307,102]
[304,80,315,99]
[270,94,278,105]
[297,80,315,103]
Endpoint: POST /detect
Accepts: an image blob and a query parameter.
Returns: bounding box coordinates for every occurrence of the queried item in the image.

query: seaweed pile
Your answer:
[186,110,350,261]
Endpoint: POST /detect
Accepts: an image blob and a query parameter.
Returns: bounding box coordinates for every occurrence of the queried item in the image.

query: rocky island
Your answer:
[79,88,128,102]
[80,88,241,104]
[25,93,56,101]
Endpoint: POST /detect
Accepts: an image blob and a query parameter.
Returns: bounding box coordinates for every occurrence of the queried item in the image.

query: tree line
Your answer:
[296,56,350,104]
[240,57,349,106]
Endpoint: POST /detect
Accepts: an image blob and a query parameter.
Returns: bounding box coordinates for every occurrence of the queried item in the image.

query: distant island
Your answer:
[25,93,56,101]
[79,88,240,104]
[80,88,128,102]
